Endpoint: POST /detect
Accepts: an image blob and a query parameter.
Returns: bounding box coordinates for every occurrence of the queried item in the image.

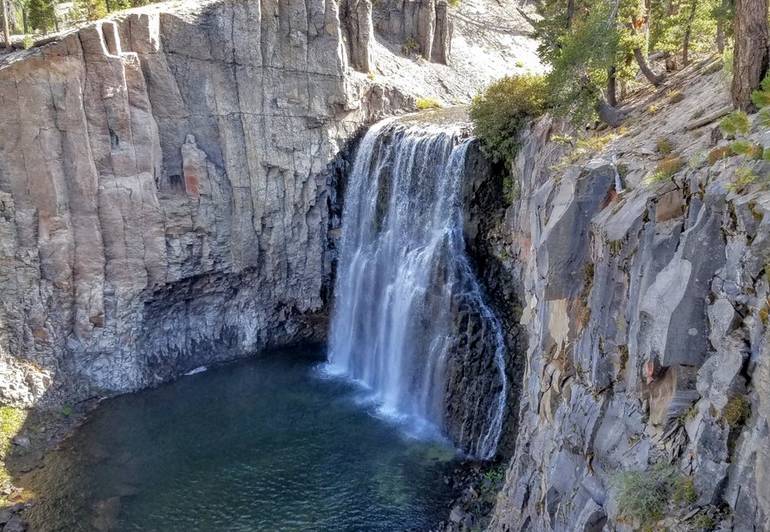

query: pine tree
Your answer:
[27,0,54,32]
[649,0,719,66]
[74,0,107,21]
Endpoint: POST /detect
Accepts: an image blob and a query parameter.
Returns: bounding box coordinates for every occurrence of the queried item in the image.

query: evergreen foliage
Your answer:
[613,464,696,528]
[523,0,738,125]
[27,0,55,31]
[72,0,107,21]
[720,110,751,137]
[469,74,549,164]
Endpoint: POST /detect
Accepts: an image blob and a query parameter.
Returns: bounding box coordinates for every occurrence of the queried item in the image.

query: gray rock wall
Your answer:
[485,113,770,530]
[373,0,452,64]
[0,0,404,406]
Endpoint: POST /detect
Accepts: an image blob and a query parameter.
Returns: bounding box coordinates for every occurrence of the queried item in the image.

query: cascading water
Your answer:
[326,118,507,459]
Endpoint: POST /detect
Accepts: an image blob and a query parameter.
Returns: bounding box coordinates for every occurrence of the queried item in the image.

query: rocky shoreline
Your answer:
[1,401,96,532]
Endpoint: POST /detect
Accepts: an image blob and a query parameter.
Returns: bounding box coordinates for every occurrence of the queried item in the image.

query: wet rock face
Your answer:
[485,115,770,530]
[0,0,399,405]
[459,142,528,459]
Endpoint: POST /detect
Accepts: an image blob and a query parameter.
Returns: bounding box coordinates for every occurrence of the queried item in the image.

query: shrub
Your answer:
[720,111,751,137]
[415,97,442,110]
[668,90,685,104]
[613,464,680,527]
[760,108,770,129]
[402,37,419,55]
[731,140,764,159]
[722,394,751,427]
[692,514,716,530]
[708,146,732,165]
[0,407,26,460]
[656,137,674,155]
[672,476,698,505]
[729,167,760,193]
[503,174,521,204]
[646,156,685,184]
[470,74,550,164]
[751,73,770,109]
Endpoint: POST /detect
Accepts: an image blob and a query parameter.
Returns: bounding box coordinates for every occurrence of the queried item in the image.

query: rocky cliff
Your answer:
[477,60,770,530]
[0,0,534,407]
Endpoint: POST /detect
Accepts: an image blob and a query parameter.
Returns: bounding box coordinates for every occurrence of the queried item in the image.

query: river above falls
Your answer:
[22,348,459,531]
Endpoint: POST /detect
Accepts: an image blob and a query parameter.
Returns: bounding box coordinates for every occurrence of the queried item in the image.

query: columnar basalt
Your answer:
[373,0,453,64]
[0,0,398,406]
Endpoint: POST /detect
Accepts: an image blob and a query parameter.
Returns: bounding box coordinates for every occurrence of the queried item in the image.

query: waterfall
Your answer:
[326,119,507,460]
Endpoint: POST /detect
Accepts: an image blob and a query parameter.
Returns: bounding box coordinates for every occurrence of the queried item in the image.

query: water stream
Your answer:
[326,119,507,459]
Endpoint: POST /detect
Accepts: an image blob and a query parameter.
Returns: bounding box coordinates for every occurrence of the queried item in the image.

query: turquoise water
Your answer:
[24,348,459,531]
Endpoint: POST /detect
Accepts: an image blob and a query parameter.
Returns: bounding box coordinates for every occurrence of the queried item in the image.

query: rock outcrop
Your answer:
[0,0,478,406]
[373,0,452,63]
[480,62,770,530]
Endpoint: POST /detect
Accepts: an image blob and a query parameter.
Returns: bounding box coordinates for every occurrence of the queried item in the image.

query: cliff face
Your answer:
[0,0,535,408]
[0,0,494,406]
[483,62,770,530]
[0,2,347,405]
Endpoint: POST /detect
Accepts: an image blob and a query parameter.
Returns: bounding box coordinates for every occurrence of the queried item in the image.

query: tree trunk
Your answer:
[731,0,769,110]
[716,22,725,53]
[607,66,618,107]
[597,97,624,127]
[2,0,10,49]
[682,0,698,66]
[715,0,731,53]
[566,0,575,28]
[634,47,665,86]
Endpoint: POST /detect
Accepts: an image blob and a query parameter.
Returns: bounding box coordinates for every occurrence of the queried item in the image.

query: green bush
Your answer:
[646,156,685,185]
[613,464,685,528]
[720,111,751,137]
[731,140,764,159]
[470,74,549,164]
[751,73,770,109]
[656,137,674,155]
[722,394,751,427]
[415,97,442,110]
[672,476,698,505]
[759,108,770,129]
[708,146,732,165]
[692,514,716,530]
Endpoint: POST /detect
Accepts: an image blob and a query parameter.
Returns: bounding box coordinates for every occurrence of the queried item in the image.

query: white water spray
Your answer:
[327,120,507,459]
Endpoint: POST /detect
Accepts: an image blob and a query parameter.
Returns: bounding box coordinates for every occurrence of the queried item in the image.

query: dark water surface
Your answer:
[24,348,459,531]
